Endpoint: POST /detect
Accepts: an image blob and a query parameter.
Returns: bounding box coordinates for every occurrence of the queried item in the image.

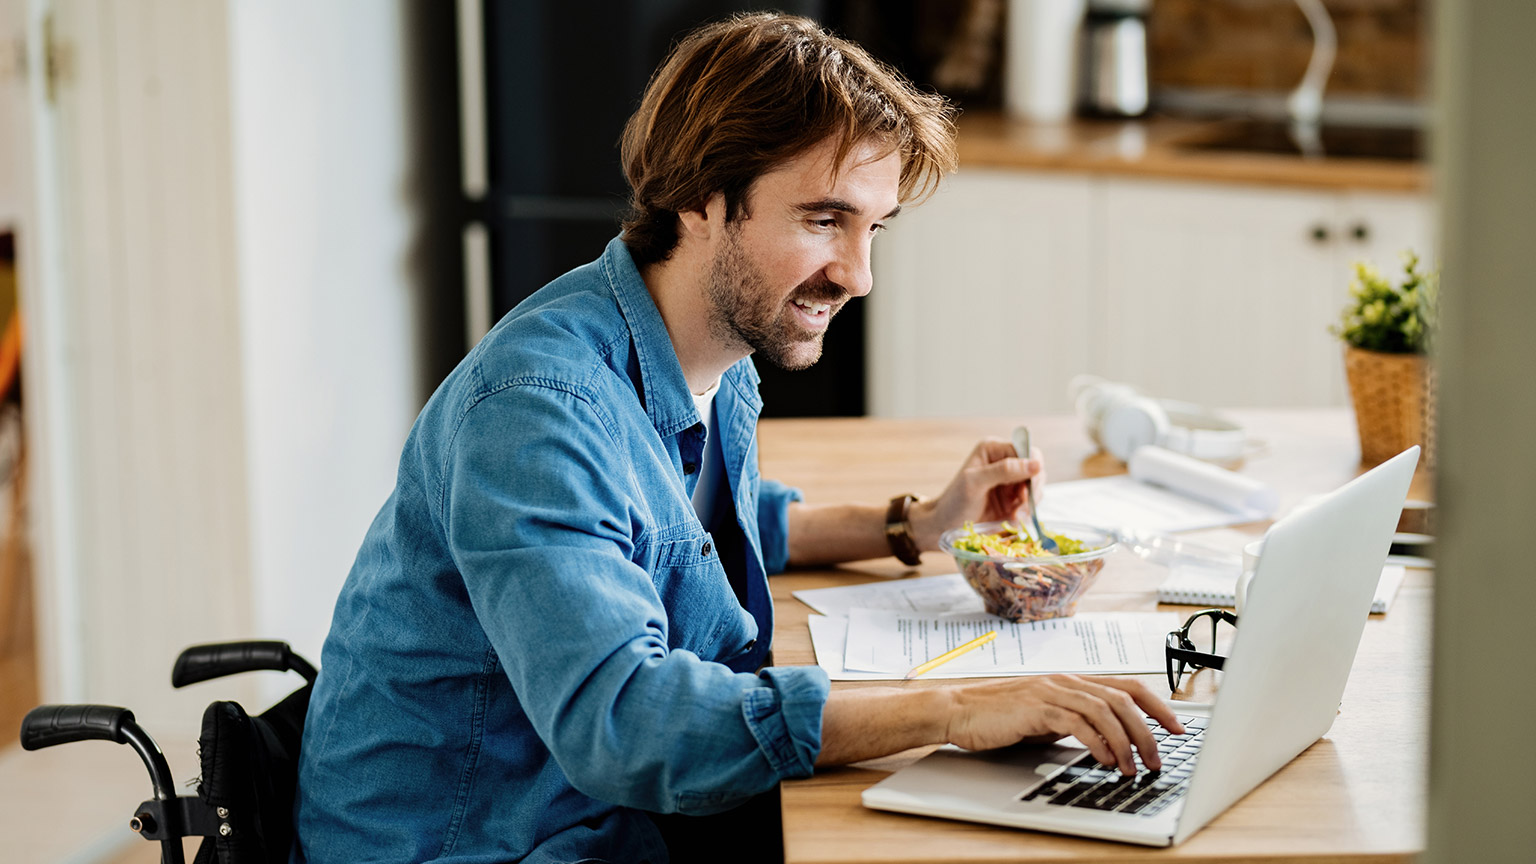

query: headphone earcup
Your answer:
[1100,395,1169,462]
[1073,378,1138,450]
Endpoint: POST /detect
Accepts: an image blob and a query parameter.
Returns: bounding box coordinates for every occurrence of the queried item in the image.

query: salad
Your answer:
[949,521,1094,558]
[940,521,1114,622]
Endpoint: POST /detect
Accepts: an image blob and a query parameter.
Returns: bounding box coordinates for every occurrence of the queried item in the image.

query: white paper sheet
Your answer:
[792,573,985,619]
[1036,475,1247,533]
[807,614,907,681]
[838,609,1177,678]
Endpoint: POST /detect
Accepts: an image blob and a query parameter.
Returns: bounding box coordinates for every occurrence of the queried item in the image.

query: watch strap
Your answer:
[884,494,923,566]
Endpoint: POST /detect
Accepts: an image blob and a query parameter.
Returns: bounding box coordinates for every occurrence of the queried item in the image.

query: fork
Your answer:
[1012,426,1058,553]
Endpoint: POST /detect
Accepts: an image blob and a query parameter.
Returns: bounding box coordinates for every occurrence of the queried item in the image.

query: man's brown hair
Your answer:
[620,12,958,266]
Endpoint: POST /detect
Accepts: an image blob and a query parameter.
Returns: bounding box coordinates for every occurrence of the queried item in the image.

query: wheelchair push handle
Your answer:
[172,639,318,687]
[22,703,181,804]
[21,703,135,750]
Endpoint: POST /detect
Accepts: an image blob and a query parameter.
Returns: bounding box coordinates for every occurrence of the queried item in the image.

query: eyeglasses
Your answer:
[1165,608,1238,693]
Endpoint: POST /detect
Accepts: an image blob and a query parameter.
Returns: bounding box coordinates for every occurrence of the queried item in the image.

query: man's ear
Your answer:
[678,192,727,243]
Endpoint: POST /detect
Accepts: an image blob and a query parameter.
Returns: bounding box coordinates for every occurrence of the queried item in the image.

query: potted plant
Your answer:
[1333,251,1439,467]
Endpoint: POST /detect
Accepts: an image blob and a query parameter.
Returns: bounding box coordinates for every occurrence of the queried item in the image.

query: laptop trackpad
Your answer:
[872,741,1089,804]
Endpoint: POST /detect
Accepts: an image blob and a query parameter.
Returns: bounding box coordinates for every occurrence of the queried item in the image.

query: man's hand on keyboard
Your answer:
[943,674,1185,776]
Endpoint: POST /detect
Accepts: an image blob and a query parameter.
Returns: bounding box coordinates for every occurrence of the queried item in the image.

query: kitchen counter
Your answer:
[955,111,1430,192]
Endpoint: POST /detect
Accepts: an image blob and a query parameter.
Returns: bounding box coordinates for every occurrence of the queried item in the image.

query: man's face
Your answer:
[704,137,902,371]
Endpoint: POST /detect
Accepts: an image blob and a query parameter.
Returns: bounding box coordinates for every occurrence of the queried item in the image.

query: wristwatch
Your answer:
[884,494,924,566]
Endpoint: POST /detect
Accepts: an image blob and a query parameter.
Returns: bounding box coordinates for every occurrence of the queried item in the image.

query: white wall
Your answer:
[11,0,436,731]
[0,5,20,228]
[24,0,254,730]
[228,0,425,698]
[1423,1,1536,860]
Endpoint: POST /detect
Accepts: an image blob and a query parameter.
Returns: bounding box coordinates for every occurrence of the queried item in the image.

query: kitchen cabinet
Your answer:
[868,169,1435,416]
[868,171,1093,417]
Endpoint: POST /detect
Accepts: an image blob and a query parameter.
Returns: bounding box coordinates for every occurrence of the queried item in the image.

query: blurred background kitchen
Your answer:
[0,1,1532,862]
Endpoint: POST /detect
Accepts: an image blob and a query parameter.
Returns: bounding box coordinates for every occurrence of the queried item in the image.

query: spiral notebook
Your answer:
[1157,560,1407,613]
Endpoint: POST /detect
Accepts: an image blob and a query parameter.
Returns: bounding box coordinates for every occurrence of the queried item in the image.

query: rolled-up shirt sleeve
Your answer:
[756,478,803,575]
[442,381,827,816]
[743,667,827,775]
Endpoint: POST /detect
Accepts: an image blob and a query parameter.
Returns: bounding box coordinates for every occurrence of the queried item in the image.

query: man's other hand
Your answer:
[944,675,1184,775]
[909,437,1046,551]
[816,674,1183,774]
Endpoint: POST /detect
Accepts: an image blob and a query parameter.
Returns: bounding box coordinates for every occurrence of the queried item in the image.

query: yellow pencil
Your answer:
[904,630,999,679]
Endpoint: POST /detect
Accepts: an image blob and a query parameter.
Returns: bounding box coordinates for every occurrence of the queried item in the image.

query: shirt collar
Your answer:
[600,236,703,439]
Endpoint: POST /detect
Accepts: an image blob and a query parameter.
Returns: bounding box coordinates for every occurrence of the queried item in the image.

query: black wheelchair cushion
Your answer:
[192,683,311,864]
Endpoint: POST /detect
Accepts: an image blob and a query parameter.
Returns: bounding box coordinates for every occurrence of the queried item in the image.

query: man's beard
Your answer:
[705,226,849,371]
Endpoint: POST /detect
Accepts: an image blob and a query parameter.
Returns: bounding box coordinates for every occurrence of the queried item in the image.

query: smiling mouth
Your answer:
[792,298,832,316]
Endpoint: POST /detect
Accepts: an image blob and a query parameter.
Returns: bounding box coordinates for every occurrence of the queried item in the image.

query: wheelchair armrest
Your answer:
[172,640,318,688]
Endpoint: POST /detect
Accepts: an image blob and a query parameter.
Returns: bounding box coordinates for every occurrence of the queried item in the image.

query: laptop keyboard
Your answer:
[1020,714,1206,817]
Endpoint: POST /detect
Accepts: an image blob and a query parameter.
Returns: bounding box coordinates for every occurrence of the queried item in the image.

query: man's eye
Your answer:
[812,218,838,228]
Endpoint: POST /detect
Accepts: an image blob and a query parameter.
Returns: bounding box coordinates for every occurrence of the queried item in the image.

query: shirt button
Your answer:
[701,541,712,556]
[683,462,697,475]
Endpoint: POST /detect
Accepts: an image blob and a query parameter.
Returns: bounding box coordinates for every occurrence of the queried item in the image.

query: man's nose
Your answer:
[826,234,874,298]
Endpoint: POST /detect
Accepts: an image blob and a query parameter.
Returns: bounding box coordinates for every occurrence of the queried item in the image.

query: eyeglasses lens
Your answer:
[1167,609,1237,692]
[1188,612,1232,655]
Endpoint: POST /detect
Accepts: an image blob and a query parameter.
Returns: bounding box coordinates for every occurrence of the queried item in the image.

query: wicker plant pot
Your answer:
[1344,346,1436,468]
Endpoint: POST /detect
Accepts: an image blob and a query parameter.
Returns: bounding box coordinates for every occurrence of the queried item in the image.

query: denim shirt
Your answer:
[292,237,831,864]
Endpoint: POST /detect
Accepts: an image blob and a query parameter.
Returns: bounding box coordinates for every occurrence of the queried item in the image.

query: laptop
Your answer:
[861,446,1420,847]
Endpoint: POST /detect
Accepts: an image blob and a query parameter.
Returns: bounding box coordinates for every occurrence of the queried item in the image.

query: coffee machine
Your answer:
[1079,0,1150,117]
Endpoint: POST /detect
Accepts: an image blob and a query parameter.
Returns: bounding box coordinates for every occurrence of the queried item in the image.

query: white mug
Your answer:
[1234,539,1265,617]
[1005,0,1087,123]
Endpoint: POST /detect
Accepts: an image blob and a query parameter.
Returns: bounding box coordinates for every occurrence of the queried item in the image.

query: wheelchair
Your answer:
[19,640,315,864]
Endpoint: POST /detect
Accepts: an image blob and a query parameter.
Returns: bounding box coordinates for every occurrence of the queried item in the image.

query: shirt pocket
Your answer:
[648,529,757,663]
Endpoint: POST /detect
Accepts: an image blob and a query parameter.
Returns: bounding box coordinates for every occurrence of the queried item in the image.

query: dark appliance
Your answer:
[477,0,874,417]
[1079,0,1150,117]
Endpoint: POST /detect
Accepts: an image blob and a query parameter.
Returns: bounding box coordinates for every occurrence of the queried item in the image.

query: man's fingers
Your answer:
[976,438,1042,477]
[1076,679,1163,772]
[1003,455,1038,479]
[972,455,1036,491]
[1082,676,1188,772]
[1053,714,1119,769]
[1100,676,1185,736]
[951,675,1182,776]
[975,437,1015,463]
[1047,676,1175,775]
[1049,683,1138,775]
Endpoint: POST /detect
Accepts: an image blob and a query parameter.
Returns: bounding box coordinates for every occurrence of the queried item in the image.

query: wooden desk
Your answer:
[759,411,1430,864]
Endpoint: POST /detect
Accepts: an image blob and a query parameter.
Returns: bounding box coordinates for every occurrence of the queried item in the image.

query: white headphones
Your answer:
[1070,375,1249,463]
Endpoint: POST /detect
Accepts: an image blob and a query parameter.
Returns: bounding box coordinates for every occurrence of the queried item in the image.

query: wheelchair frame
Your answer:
[19,640,316,864]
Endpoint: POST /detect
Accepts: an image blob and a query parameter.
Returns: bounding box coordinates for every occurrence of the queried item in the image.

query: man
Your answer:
[293,13,1178,864]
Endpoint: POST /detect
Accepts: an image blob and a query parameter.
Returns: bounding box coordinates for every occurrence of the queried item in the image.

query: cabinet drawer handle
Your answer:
[1310,224,1331,243]
[1351,222,1371,242]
